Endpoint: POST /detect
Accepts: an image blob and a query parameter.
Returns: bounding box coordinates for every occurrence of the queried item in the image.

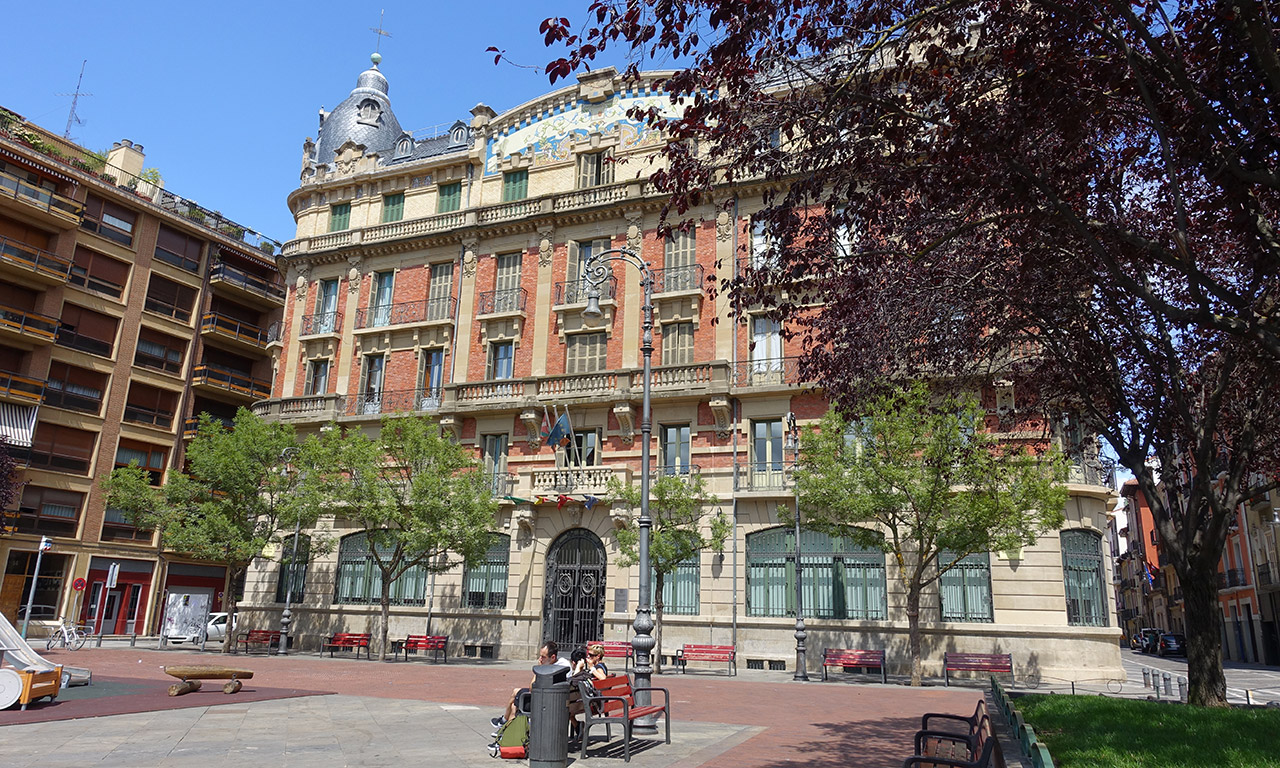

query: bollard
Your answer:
[96,633,104,648]
[1142,668,1151,688]
[1162,672,1172,697]
[130,633,137,647]
[1178,677,1187,702]
[528,663,570,768]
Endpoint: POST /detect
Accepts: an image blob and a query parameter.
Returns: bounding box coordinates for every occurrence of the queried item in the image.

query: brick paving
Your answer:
[0,645,983,767]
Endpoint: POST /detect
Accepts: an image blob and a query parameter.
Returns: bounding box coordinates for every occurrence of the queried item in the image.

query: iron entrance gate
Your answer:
[543,528,606,650]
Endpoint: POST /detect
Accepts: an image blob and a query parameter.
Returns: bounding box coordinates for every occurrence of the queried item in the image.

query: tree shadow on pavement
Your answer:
[752,716,926,768]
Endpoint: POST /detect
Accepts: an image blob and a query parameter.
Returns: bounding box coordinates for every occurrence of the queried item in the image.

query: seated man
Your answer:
[492,640,571,734]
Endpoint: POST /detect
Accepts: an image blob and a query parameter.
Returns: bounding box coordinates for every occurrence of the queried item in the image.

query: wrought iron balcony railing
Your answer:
[477,288,527,315]
[555,276,616,306]
[1067,456,1118,490]
[355,297,456,329]
[732,357,805,388]
[653,263,704,294]
[342,387,444,416]
[300,311,341,336]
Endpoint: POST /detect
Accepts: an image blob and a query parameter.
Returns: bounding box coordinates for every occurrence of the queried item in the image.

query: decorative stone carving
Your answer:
[438,414,461,442]
[708,397,732,440]
[514,504,536,534]
[538,226,555,267]
[293,264,310,302]
[521,408,543,449]
[613,402,635,444]
[462,237,479,278]
[626,212,644,253]
[716,211,733,241]
[609,500,632,530]
[347,255,363,294]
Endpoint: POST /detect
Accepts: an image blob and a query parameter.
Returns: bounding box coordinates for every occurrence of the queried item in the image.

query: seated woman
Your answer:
[568,644,611,737]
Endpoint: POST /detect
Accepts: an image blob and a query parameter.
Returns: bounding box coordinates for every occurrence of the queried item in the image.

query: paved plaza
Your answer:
[0,644,989,768]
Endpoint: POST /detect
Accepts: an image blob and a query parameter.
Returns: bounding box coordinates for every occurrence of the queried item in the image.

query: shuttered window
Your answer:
[329,203,350,232]
[381,193,404,223]
[1062,530,1108,627]
[656,557,699,615]
[566,332,606,374]
[154,225,204,273]
[746,527,887,620]
[938,552,994,623]
[502,170,528,202]
[577,149,614,188]
[334,532,427,606]
[437,182,462,213]
[664,322,694,365]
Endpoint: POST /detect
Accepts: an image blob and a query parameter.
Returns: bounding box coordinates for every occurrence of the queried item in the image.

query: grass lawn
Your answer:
[1017,694,1280,768]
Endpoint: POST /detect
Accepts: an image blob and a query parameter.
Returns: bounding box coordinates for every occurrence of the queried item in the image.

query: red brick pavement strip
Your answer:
[7,647,981,768]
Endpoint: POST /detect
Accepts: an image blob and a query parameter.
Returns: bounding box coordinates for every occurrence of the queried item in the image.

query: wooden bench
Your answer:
[822,648,887,683]
[943,653,1013,687]
[322,632,371,660]
[575,674,670,762]
[590,640,635,672]
[676,644,736,675]
[902,733,1004,768]
[393,634,448,662]
[234,629,281,655]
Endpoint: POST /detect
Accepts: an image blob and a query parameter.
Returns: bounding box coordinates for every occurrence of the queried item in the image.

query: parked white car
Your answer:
[170,612,234,644]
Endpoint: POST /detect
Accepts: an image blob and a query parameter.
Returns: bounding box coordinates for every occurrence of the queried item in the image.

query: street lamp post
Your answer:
[278,446,303,655]
[786,411,808,681]
[581,247,657,721]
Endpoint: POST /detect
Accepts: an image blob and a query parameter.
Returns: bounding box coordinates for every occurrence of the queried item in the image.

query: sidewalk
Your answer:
[0,646,983,767]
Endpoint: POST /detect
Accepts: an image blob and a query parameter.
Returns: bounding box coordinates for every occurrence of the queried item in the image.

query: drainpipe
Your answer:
[730,197,741,652]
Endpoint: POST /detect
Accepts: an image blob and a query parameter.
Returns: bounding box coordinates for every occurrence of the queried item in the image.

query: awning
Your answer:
[0,144,78,184]
[0,403,37,447]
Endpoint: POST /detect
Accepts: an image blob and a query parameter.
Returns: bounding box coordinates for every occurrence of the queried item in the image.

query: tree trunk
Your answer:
[1182,562,1228,707]
[907,584,923,686]
[221,565,241,654]
[654,572,665,675]
[379,576,392,662]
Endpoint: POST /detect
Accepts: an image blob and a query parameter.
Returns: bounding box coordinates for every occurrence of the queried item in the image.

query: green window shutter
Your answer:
[502,170,528,202]
[381,193,404,223]
[329,203,350,232]
[437,182,461,213]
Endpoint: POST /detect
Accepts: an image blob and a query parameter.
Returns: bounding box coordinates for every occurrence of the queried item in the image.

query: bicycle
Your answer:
[45,619,87,651]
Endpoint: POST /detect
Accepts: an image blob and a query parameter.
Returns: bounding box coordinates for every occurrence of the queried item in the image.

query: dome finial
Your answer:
[371,52,382,67]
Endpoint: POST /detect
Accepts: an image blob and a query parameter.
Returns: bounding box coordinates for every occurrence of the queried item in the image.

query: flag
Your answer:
[557,495,571,509]
[504,495,533,504]
[547,410,572,448]
[540,406,553,443]
[584,495,600,510]
[535,495,550,505]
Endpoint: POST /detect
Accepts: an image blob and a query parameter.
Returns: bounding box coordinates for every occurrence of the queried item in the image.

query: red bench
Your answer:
[590,640,635,672]
[822,648,887,683]
[574,674,670,762]
[943,652,1013,687]
[395,634,448,662]
[676,643,736,675]
[323,632,371,660]
[234,629,281,655]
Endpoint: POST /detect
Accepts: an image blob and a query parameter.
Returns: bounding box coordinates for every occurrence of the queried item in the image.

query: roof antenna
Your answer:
[369,9,392,63]
[60,60,91,140]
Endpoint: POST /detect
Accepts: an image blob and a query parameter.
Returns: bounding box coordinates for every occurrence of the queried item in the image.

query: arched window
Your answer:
[274,533,310,604]
[357,99,381,123]
[1062,529,1108,626]
[746,527,886,620]
[333,532,428,606]
[938,551,994,623]
[464,533,510,609]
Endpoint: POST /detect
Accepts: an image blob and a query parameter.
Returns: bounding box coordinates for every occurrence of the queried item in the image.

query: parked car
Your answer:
[1157,633,1186,657]
[169,612,234,644]
[1132,628,1162,652]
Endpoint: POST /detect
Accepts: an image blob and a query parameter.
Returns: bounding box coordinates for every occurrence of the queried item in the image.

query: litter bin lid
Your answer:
[532,663,569,686]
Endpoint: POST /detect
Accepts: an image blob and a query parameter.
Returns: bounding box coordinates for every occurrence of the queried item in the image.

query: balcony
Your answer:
[1067,457,1117,491]
[123,403,175,431]
[200,312,271,354]
[341,387,444,417]
[299,311,341,337]
[209,261,286,308]
[251,394,345,422]
[0,369,44,405]
[25,447,91,476]
[654,264,704,294]
[1259,563,1274,588]
[653,463,704,482]
[531,465,628,495]
[0,305,57,347]
[0,235,73,286]
[183,415,234,440]
[733,461,795,493]
[555,277,616,306]
[477,288,527,316]
[355,297,456,330]
[732,357,805,389]
[55,327,113,358]
[191,363,271,402]
[646,363,723,395]
[536,372,621,401]
[1219,568,1248,590]
[487,472,516,498]
[0,169,84,228]
[43,385,102,415]
[453,380,528,407]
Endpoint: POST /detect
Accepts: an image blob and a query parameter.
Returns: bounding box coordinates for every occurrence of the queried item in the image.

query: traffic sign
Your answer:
[72,578,86,592]
[106,562,120,589]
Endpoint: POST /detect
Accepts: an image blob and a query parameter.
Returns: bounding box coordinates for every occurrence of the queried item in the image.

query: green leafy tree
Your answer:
[610,472,728,671]
[314,414,498,660]
[796,384,1068,686]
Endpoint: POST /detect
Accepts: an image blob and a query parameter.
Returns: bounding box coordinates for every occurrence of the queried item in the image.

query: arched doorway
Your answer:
[543,528,606,649]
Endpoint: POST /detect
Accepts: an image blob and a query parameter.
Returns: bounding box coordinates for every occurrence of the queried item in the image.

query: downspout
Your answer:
[730,197,741,652]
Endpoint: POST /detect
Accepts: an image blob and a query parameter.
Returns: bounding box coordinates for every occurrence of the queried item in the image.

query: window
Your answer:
[359,354,385,415]
[4,550,70,619]
[747,528,887,619]
[664,322,694,366]
[750,218,779,270]
[144,275,197,323]
[657,555,700,615]
[69,246,128,299]
[315,278,340,333]
[577,149,614,188]
[275,534,310,603]
[752,419,786,485]
[123,383,177,430]
[1062,530,1108,627]
[568,429,601,467]
[29,423,95,475]
[437,182,462,213]
[564,239,610,303]
[16,486,83,538]
[664,229,698,291]
[493,252,522,312]
[115,439,167,486]
[329,202,350,232]
[660,424,691,475]
[566,332,607,374]
[418,349,444,409]
[369,271,394,327]
[487,341,514,380]
[749,317,783,383]
[81,194,135,246]
[57,304,118,358]
[502,170,528,202]
[154,225,203,273]
[381,192,404,223]
[464,534,510,609]
[427,262,453,320]
[482,434,509,494]
[101,506,153,543]
[134,330,185,375]
[334,532,427,605]
[304,359,330,396]
[939,552,994,623]
[44,362,106,414]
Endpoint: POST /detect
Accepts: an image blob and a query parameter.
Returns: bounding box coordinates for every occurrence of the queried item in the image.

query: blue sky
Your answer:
[4,1,627,243]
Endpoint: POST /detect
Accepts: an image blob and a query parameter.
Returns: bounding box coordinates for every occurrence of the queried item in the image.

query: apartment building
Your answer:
[0,108,283,636]
[241,56,1123,681]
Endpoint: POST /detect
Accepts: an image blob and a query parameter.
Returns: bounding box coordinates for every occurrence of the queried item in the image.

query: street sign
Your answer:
[72,578,86,592]
[106,562,120,589]
[39,536,52,552]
